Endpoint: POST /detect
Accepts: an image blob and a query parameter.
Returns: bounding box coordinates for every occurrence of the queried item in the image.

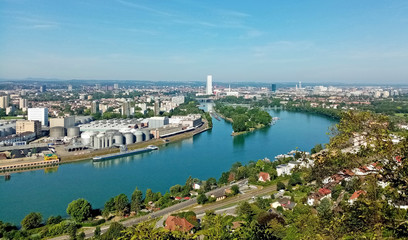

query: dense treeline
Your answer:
[214,104,272,133]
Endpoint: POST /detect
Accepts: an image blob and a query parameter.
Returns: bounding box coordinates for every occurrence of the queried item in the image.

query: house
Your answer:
[174,197,182,201]
[276,164,290,176]
[210,189,226,201]
[307,188,332,206]
[271,197,296,210]
[348,190,366,205]
[258,172,270,182]
[193,183,201,190]
[165,216,194,232]
[231,221,245,231]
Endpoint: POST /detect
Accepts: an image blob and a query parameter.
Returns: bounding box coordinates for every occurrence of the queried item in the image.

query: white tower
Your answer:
[299,81,302,89]
[206,75,213,95]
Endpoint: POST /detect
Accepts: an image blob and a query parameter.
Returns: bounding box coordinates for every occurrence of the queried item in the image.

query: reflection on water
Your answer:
[44,167,59,174]
[233,134,245,148]
[92,152,151,168]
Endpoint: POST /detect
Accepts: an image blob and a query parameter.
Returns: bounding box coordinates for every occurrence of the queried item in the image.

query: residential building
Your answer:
[91,101,99,114]
[165,216,194,232]
[19,98,28,109]
[28,108,48,126]
[348,190,366,205]
[0,95,9,109]
[16,120,42,137]
[258,172,270,182]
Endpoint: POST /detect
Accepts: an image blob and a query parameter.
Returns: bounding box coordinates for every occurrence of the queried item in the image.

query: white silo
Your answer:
[134,130,143,143]
[124,132,134,145]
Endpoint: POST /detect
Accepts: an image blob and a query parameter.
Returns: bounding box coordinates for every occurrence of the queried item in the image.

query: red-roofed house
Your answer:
[258,172,271,182]
[174,197,182,201]
[348,190,367,205]
[165,216,194,232]
[307,188,332,206]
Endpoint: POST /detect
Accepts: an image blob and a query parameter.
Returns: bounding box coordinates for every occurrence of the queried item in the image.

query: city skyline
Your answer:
[1,1,408,83]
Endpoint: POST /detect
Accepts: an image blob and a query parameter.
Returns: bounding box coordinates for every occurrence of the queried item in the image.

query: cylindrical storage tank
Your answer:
[113,133,123,146]
[50,127,66,138]
[142,129,151,141]
[97,133,105,149]
[124,132,134,145]
[134,131,143,143]
[93,135,99,149]
[67,127,80,138]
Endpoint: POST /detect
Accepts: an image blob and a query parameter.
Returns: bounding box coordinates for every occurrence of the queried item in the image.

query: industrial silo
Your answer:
[134,130,143,143]
[124,132,134,145]
[142,129,151,141]
[50,127,66,139]
[97,132,105,149]
[113,133,124,146]
[67,127,80,138]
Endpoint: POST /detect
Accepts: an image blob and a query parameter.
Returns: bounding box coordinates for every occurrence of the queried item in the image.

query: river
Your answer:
[0,107,336,225]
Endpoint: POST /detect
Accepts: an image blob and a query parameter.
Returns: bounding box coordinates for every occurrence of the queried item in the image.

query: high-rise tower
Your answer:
[206,75,213,95]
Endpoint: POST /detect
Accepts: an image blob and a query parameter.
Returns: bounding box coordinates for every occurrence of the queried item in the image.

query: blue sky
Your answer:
[0,0,407,83]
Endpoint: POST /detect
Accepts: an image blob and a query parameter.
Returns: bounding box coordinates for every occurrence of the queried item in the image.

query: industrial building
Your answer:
[0,132,36,146]
[169,115,202,128]
[148,116,169,129]
[80,128,152,149]
[28,108,49,126]
[0,121,16,137]
[78,118,143,132]
[16,120,42,137]
[50,116,75,129]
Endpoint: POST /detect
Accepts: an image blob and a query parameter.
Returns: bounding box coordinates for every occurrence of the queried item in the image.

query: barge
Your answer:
[92,145,158,162]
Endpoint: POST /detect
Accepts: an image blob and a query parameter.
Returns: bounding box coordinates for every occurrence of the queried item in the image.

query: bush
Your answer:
[46,215,63,225]
[197,193,208,204]
[21,212,42,230]
[277,181,285,191]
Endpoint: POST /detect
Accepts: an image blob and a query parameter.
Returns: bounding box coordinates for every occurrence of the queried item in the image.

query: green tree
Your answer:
[94,226,101,238]
[46,215,62,225]
[230,185,240,195]
[102,197,115,217]
[66,199,92,222]
[197,193,208,204]
[21,212,42,230]
[317,198,332,222]
[114,194,129,216]
[131,187,143,214]
[67,223,77,240]
[101,222,124,240]
[232,114,249,132]
[277,181,285,191]
[144,189,155,204]
[236,202,255,221]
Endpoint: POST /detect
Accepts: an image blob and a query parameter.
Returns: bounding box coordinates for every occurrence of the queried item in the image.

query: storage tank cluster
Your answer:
[80,129,152,149]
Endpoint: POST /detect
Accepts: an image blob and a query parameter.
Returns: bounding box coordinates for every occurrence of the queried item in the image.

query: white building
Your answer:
[171,96,185,105]
[28,108,49,126]
[206,75,213,95]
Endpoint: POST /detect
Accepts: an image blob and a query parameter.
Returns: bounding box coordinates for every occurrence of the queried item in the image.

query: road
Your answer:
[49,180,247,240]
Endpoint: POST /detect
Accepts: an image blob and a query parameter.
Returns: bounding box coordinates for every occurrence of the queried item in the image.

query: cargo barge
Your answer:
[92,145,158,162]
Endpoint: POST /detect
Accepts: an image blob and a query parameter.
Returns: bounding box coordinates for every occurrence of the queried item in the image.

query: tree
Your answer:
[46,215,62,225]
[67,223,77,240]
[236,202,255,221]
[114,194,129,216]
[94,226,101,238]
[101,222,124,240]
[277,181,285,191]
[170,184,183,195]
[317,198,332,221]
[197,193,208,204]
[131,187,143,214]
[288,173,302,186]
[103,197,115,217]
[311,144,323,154]
[230,185,240,195]
[21,212,42,230]
[144,189,155,204]
[232,114,249,132]
[66,199,92,222]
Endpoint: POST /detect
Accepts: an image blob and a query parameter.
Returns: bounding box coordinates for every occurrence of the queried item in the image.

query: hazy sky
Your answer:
[1,0,407,83]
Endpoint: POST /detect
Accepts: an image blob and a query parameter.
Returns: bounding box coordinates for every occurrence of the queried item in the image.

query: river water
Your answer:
[0,107,336,224]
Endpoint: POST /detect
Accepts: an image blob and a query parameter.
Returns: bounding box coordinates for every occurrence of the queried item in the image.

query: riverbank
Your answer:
[56,119,210,164]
